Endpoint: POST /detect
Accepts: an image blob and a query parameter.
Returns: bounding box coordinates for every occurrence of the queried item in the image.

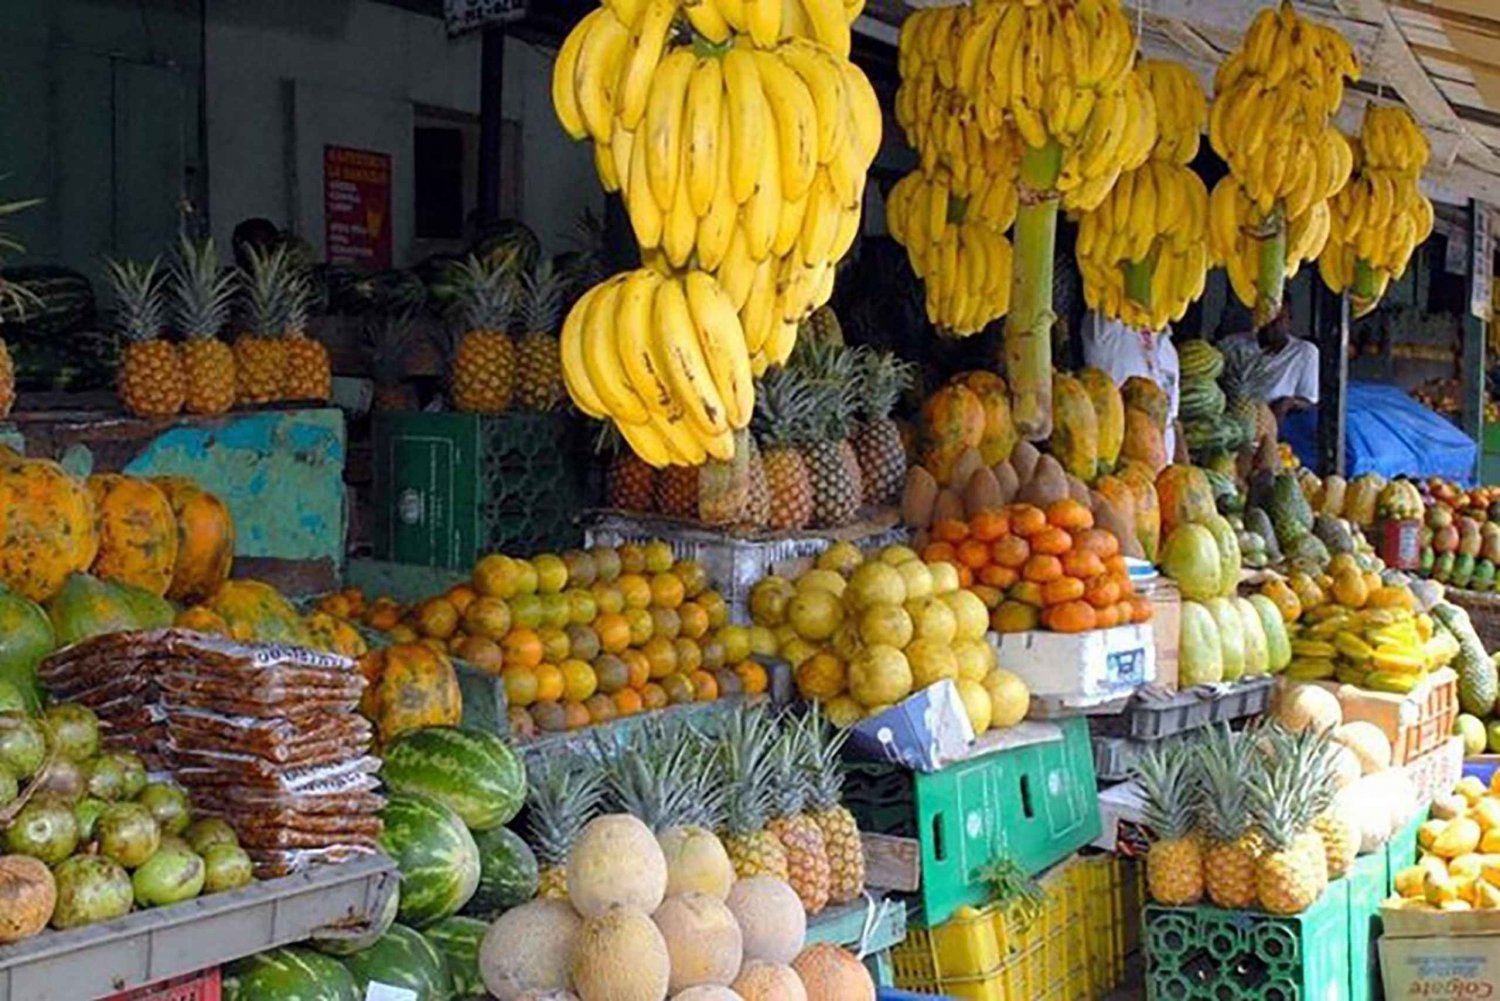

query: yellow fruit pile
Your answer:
[1207,1,1358,320]
[1319,106,1435,316]
[1391,775,1500,913]
[1075,60,1210,333]
[552,0,881,464]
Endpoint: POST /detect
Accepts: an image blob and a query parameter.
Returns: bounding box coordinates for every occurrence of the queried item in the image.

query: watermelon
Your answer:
[341,923,453,1000]
[465,825,539,917]
[378,793,481,928]
[0,588,54,712]
[380,727,525,832]
[312,886,400,957]
[223,947,360,1001]
[424,916,488,999]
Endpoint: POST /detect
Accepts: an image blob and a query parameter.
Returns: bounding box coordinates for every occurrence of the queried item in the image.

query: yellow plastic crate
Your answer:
[892,855,1127,1001]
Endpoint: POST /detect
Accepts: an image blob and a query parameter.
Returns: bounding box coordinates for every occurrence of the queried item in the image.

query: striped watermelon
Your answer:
[424,915,488,1000]
[380,727,525,832]
[312,885,400,957]
[223,947,359,1001]
[341,923,454,1000]
[466,825,539,917]
[379,793,481,927]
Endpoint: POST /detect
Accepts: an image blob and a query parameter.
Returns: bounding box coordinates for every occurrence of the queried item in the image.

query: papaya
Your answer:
[1077,368,1124,475]
[1048,373,1100,483]
[1120,409,1168,474]
[1156,465,1216,539]
[1121,376,1170,430]
[1180,600,1224,685]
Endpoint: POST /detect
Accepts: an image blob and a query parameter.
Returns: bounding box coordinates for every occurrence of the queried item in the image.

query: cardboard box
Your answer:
[988,622,1156,712]
[1404,734,1465,807]
[845,679,974,772]
[1288,667,1459,765]
[1381,905,1500,999]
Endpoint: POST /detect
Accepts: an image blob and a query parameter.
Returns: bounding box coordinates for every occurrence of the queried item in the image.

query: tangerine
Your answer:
[618,573,653,609]
[533,662,565,702]
[561,700,592,730]
[560,659,599,702]
[990,535,1030,569]
[677,601,709,639]
[621,649,652,689]
[674,637,703,674]
[591,581,625,615]
[501,666,539,707]
[662,672,696,705]
[462,596,512,640]
[970,510,1010,542]
[445,584,477,615]
[584,693,618,725]
[735,659,770,695]
[689,670,719,701]
[593,653,630,694]
[414,598,459,640]
[595,612,631,653]
[650,606,683,641]
[537,626,570,663]
[613,688,644,716]
[642,636,678,679]
[1008,504,1047,537]
[624,607,655,645]
[650,572,686,610]
[502,627,544,669]
[698,591,729,629]
[641,682,669,710]
[530,700,566,733]
[456,635,503,674]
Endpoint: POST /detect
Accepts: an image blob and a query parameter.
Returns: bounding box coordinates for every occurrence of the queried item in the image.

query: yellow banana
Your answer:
[604,0,647,29]
[764,317,797,365]
[616,417,673,468]
[840,59,882,164]
[722,49,770,204]
[753,49,818,202]
[775,182,811,258]
[574,10,631,143]
[739,255,778,354]
[830,197,861,261]
[683,0,732,44]
[653,409,710,465]
[683,57,724,217]
[593,140,620,193]
[617,0,679,132]
[779,38,847,167]
[741,123,781,260]
[614,270,674,417]
[560,283,608,418]
[583,277,651,425]
[744,0,781,47]
[683,271,754,428]
[653,278,730,438]
[611,127,636,197]
[716,0,747,32]
[644,49,695,211]
[626,125,663,248]
[796,0,851,58]
[717,226,758,310]
[552,13,594,141]
[697,105,738,271]
[662,183,699,269]
[799,169,840,266]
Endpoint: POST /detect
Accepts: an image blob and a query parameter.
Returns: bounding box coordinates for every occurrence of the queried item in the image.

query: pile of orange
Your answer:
[337,541,768,738]
[922,499,1154,634]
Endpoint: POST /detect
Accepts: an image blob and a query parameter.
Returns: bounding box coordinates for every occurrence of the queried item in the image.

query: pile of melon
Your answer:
[478,813,875,1001]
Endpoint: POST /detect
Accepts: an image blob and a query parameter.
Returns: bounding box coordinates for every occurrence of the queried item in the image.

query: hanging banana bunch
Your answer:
[1208,1,1359,323]
[887,170,1016,336]
[1074,60,1210,333]
[551,0,880,465]
[1319,106,1435,316]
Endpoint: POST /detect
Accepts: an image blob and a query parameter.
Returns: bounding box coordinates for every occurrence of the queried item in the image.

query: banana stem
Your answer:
[1349,259,1382,318]
[1006,141,1063,441]
[1253,204,1287,327]
[1123,253,1157,314]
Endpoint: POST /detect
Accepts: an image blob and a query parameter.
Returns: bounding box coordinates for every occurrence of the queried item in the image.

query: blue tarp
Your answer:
[1282,380,1478,486]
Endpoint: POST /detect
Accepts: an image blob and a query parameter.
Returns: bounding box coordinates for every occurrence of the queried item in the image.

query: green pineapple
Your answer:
[515,259,566,411]
[525,752,605,901]
[851,348,914,506]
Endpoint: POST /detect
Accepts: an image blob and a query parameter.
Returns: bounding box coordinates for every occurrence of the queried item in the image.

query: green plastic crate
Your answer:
[372,411,588,568]
[844,717,1101,927]
[1345,852,1386,1001]
[1146,880,1351,1001]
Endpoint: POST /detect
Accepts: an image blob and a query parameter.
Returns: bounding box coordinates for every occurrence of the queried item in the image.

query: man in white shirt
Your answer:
[1228,312,1320,419]
[1081,312,1186,460]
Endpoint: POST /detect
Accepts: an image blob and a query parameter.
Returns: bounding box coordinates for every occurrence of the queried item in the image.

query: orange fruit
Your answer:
[502,627,544,669]
[642,636,678,679]
[990,536,1030,569]
[414,598,459,640]
[796,652,847,701]
[613,688,644,716]
[462,596,512,640]
[562,700,592,730]
[1008,581,1046,609]
[991,600,1040,634]
[643,541,675,573]
[689,670,719,702]
[678,601,709,640]
[1042,576,1087,606]
[1045,498,1094,531]
[1030,527,1073,557]
[735,659,769,695]
[932,519,969,543]
[698,591,729,629]
[445,584,477,615]
[1043,600,1097,633]
[970,510,1010,542]
[618,543,647,575]
[674,638,703,674]
[564,588,598,625]
[699,636,727,671]
[650,573,686,610]
[618,573,652,610]
[1022,554,1064,584]
[650,606,682,642]
[641,682,669,710]
[591,581,625,615]
[956,539,992,570]
[533,662,565,702]
[387,623,418,644]
[537,626,570,663]
[675,560,709,597]
[562,549,599,588]
[595,612,631,654]
[1085,575,1122,609]
[560,659,599,702]
[500,666,539,707]
[624,607,655,646]
[1073,528,1121,559]
[456,635,503,675]
[662,672,696,705]
[621,649,652,690]
[473,554,518,598]
[530,700,566,733]
[922,541,957,564]
[1008,504,1047,537]
[584,693,618,725]
[1062,550,1106,580]
[590,546,623,582]
[594,653,630,694]
[565,624,601,662]
[978,565,1019,589]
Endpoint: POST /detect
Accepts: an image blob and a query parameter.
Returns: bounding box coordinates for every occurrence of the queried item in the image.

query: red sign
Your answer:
[324,146,392,268]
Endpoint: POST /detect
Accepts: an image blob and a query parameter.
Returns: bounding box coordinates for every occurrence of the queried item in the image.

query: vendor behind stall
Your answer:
[1229,311,1320,419]
[1081,312,1187,461]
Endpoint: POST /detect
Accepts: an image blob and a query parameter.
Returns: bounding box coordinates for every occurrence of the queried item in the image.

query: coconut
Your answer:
[0,855,55,944]
[480,898,581,1001]
[659,826,735,901]
[673,988,745,1000]
[732,962,808,1001]
[567,814,667,918]
[570,905,671,1001]
[96,802,161,868]
[791,944,874,1001]
[202,843,254,892]
[654,893,743,992]
[726,877,806,966]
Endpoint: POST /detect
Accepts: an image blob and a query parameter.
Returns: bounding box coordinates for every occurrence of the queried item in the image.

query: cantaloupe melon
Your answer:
[1332,721,1393,775]
[1273,684,1341,734]
[791,944,874,1001]
[567,814,668,918]
[655,893,743,992]
[726,877,806,965]
[1328,745,1362,789]
[514,993,581,1001]
[480,899,580,1001]
[570,905,671,1001]
[731,961,808,1001]
[659,826,735,901]
[672,987,745,1000]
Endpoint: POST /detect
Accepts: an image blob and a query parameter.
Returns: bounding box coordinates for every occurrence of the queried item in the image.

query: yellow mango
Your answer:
[1442,900,1474,912]
[1480,882,1500,910]
[1395,865,1428,898]
[1451,854,1486,882]
[1426,868,1460,904]
[1459,776,1489,806]
[1419,819,1448,850]
[1480,829,1500,854]
[1476,800,1500,833]
[1434,817,1483,859]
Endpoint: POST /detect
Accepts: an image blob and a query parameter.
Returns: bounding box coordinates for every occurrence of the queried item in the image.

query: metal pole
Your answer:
[1463,199,1491,483]
[1315,280,1349,476]
[477,25,506,229]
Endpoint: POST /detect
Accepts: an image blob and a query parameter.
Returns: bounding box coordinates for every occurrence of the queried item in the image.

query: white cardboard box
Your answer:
[988,622,1156,708]
[1381,906,1500,999]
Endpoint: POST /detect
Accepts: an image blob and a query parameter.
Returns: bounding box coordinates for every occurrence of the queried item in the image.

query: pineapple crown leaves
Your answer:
[520,258,566,335]
[766,712,817,816]
[365,314,418,387]
[716,705,782,837]
[976,854,1047,932]
[596,719,722,832]
[1191,725,1259,843]
[852,348,915,422]
[1247,722,1331,850]
[790,339,862,441]
[524,752,606,866]
[241,243,312,339]
[449,252,520,333]
[752,365,817,450]
[105,256,169,344]
[170,235,237,341]
[0,190,43,322]
[1132,738,1202,842]
[799,706,852,812]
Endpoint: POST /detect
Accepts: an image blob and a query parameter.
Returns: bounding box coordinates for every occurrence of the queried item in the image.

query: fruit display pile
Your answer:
[0,699,255,945]
[1176,338,1279,475]
[552,0,880,466]
[1389,774,1500,913]
[1410,480,1500,589]
[332,541,774,740]
[1138,714,1419,916]
[747,541,1032,734]
[603,327,914,531]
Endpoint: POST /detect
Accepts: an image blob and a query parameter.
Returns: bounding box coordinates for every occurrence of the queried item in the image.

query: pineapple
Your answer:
[171,236,237,415]
[1194,726,1261,910]
[700,429,752,528]
[515,259,566,411]
[800,305,844,345]
[851,349,914,506]
[108,257,185,418]
[803,709,864,905]
[1250,729,1327,915]
[1134,740,1204,906]
[717,706,790,881]
[280,262,328,402]
[609,453,657,511]
[368,316,419,412]
[794,340,863,528]
[236,245,292,405]
[0,193,42,417]
[656,464,701,521]
[1289,726,1355,882]
[448,254,518,413]
[765,715,832,914]
[525,752,605,900]
[602,719,721,832]
[741,435,772,527]
[753,366,815,531]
